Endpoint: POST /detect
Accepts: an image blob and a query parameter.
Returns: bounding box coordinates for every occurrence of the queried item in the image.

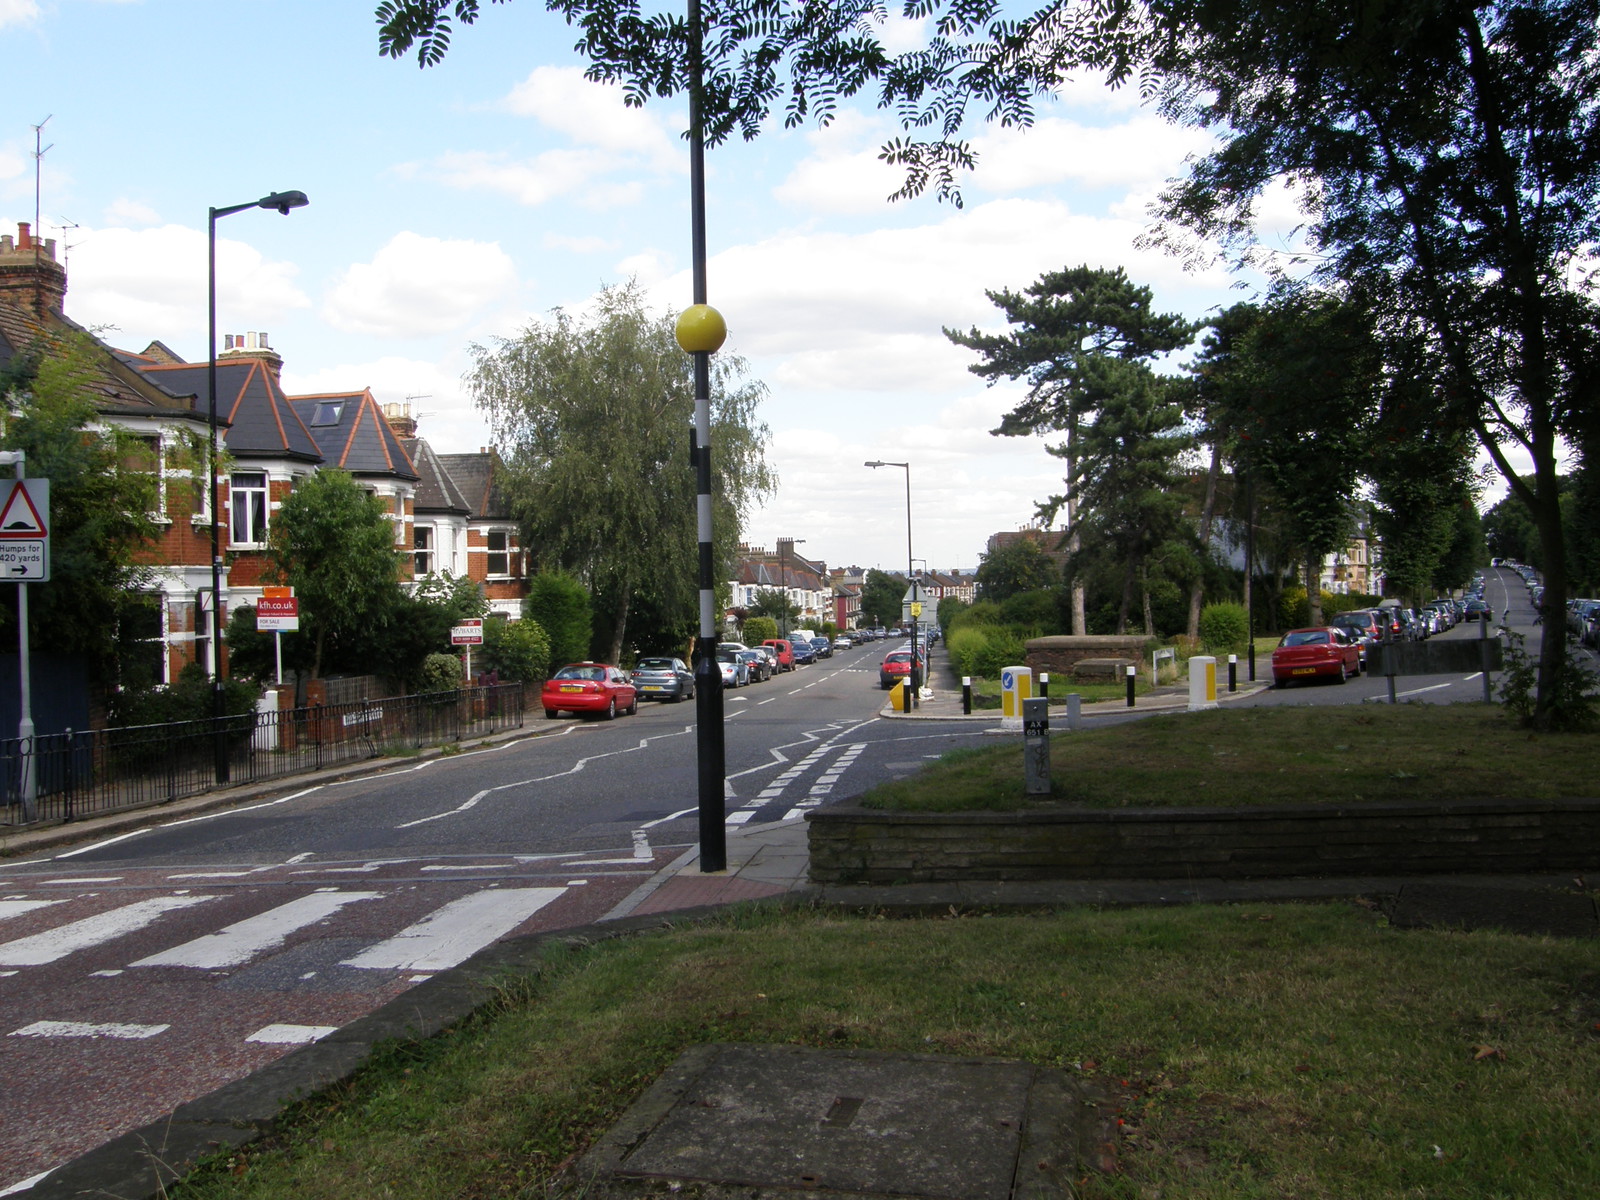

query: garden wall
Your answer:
[1026,636,1149,676]
[806,799,1600,884]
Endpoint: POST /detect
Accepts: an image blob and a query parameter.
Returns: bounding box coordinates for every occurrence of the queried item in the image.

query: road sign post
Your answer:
[0,461,46,821]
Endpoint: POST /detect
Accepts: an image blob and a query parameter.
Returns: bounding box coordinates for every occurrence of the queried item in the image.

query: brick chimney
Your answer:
[0,223,68,317]
[220,331,283,384]
[383,398,417,439]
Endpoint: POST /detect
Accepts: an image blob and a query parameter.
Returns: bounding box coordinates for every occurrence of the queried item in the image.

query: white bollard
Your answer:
[1188,656,1218,711]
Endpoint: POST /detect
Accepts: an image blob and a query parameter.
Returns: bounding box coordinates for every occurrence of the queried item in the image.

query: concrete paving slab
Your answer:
[575,1043,1101,1200]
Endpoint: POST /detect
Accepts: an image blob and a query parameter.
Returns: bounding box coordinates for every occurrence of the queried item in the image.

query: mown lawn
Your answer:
[859,702,1600,811]
[171,902,1600,1200]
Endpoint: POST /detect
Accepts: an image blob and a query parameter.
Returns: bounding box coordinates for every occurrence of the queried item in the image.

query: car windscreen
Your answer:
[636,659,674,670]
[1282,631,1330,647]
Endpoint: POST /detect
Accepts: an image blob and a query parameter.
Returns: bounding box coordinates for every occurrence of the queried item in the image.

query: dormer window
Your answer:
[311,401,344,426]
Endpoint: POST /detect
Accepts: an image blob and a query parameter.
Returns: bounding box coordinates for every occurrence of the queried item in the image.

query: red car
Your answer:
[878,649,925,690]
[761,638,795,671]
[542,662,638,719]
[1271,627,1362,687]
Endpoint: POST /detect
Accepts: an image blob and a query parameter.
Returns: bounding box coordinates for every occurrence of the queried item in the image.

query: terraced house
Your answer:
[0,222,525,692]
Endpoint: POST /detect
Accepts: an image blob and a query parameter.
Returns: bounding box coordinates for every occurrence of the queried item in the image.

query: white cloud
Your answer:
[102,197,162,227]
[969,114,1214,194]
[773,111,908,215]
[418,148,652,210]
[66,223,307,344]
[322,232,517,338]
[499,66,680,168]
[0,0,39,30]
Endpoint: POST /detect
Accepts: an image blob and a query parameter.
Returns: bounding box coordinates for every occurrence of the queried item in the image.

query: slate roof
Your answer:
[400,438,472,515]
[133,359,323,463]
[436,452,513,520]
[289,390,419,482]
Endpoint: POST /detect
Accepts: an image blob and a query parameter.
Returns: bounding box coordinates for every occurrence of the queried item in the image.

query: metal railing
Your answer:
[1,683,525,828]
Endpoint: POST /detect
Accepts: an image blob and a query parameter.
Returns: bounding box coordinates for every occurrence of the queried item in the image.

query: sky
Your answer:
[0,0,1514,577]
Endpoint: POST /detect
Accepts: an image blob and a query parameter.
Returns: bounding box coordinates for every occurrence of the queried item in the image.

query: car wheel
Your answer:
[1274,678,1287,689]
[545,708,562,719]
[627,695,639,715]
[605,698,617,720]
[1337,662,1349,684]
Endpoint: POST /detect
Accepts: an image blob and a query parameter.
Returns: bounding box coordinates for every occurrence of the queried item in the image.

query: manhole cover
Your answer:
[576,1043,1102,1199]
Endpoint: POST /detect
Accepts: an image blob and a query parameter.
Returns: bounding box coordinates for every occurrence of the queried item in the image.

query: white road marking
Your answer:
[396,789,490,830]
[0,1168,55,1196]
[0,896,216,966]
[283,852,314,865]
[39,876,123,885]
[130,891,383,969]
[168,871,255,879]
[53,832,147,859]
[340,888,566,971]
[0,899,64,922]
[11,1020,169,1040]
[245,1023,337,1045]
[1395,681,1456,697]
[89,969,123,977]
[420,863,508,872]
[631,829,652,860]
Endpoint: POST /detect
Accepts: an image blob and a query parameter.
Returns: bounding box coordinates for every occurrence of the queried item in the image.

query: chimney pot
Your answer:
[17,222,31,250]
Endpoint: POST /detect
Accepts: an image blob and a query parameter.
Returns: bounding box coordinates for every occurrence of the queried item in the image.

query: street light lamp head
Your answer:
[258,190,310,215]
[864,460,883,468]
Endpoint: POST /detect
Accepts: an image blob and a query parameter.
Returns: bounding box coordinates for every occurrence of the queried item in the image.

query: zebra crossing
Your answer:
[727,741,867,825]
[0,879,574,1003]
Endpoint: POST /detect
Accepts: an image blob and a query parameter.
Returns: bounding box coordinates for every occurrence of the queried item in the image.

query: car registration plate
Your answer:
[641,685,662,691]
[560,684,584,693]
[1292,667,1316,675]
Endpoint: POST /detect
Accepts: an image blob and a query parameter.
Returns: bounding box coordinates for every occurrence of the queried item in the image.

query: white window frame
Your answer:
[485,528,515,578]
[229,471,270,547]
[414,525,435,577]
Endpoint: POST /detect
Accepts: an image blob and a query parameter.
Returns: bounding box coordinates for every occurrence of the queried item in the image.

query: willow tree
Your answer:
[467,281,773,663]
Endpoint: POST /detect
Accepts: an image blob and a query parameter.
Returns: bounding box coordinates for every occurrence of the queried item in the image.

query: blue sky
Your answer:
[2,0,1333,574]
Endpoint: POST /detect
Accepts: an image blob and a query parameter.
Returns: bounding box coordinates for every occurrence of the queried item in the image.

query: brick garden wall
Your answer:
[806,800,1600,884]
[1026,636,1149,676]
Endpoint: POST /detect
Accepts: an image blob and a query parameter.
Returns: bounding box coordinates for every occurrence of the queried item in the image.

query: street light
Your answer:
[865,460,919,708]
[778,538,806,637]
[208,190,308,783]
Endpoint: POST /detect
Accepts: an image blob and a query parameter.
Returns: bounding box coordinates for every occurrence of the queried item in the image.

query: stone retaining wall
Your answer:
[1026,636,1150,676]
[806,799,1600,884]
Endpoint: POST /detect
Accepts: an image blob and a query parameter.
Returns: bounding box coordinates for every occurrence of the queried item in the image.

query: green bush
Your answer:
[107,662,260,728]
[523,571,591,672]
[420,653,462,693]
[1198,602,1250,653]
[947,625,1029,679]
[480,617,551,683]
[742,615,778,645]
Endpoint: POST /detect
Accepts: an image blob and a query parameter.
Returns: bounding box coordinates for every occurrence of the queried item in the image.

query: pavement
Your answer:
[8,655,1596,1199]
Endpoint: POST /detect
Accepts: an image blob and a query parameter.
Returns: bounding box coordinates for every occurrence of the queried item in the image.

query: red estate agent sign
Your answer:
[256,596,300,632]
[450,619,484,645]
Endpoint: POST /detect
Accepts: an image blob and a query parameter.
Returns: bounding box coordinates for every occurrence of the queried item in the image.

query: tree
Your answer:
[265,469,404,678]
[0,330,163,686]
[1202,290,1379,626]
[1061,0,1600,724]
[949,266,1199,633]
[480,616,551,683]
[747,587,798,627]
[974,538,1058,604]
[468,281,774,664]
[523,570,592,671]
[859,569,906,628]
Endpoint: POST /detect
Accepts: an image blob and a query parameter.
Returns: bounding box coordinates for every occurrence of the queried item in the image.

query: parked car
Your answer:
[736,647,771,682]
[1271,627,1362,687]
[1464,597,1493,622]
[755,645,780,674]
[1329,613,1379,668]
[715,644,750,687]
[878,649,925,690]
[761,638,795,671]
[631,656,695,703]
[832,635,853,651]
[809,637,833,660]
[542,662,638,719]
[791,640,817,666]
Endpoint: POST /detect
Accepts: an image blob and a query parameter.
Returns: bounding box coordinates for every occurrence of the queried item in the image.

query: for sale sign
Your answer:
[257,596,300,632]
[451,619,484,645]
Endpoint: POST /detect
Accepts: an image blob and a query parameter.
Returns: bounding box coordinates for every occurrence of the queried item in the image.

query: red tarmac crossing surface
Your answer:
[0,845,686,1193]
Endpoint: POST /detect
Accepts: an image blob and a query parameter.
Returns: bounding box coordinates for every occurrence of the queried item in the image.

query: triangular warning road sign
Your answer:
[0,479,47,538]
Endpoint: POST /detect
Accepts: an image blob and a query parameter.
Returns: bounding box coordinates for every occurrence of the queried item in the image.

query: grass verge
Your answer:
[860,703,1600,811]
[170,902,1599,1200]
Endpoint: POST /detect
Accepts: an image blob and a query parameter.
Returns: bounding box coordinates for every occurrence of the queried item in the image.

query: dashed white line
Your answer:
[246,1024,337,1045]
[0,895,216,967]
[11,1020,169,1040]
[131,891,382,969]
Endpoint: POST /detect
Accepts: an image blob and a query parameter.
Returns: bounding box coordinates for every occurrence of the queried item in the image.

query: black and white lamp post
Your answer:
[207,189,308,782]
[675,0,728,873]
[865,459,918,708]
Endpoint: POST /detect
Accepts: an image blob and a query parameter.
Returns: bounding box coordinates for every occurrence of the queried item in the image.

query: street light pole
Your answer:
[208,189,308,784]
[865,460,918,708]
